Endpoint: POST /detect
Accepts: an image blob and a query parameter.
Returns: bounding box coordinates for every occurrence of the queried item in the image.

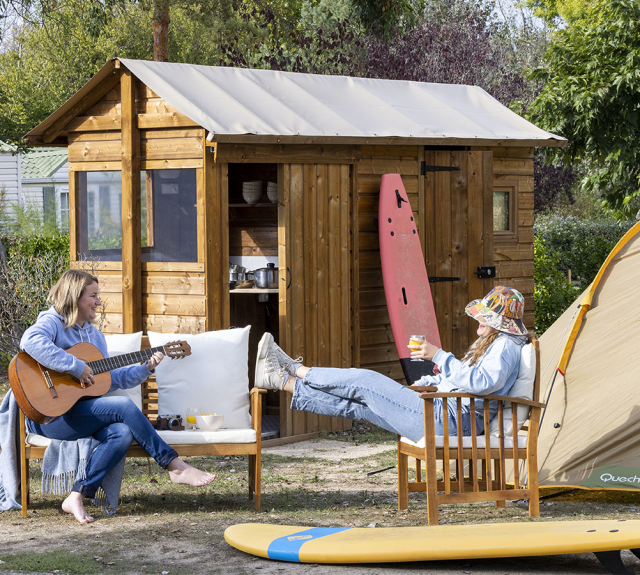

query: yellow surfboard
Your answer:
[225,520,640,570]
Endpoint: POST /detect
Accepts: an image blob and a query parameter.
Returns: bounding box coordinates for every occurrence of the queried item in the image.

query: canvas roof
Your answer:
[535,221,640,490]
[25,58,566,148]
[21,147,67,179]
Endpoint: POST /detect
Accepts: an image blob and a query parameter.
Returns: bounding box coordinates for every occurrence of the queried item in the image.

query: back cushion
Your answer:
[148,327,251,429]
[490,342,536,437]
[103,332,144,411]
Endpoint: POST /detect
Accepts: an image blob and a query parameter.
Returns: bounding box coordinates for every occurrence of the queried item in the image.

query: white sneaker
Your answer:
[254,333,302,390]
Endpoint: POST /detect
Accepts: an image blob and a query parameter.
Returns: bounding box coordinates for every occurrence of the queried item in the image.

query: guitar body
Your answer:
[9,342,112,424]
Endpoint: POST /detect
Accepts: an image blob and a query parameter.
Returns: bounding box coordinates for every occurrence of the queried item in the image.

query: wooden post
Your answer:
[121,69,141,333]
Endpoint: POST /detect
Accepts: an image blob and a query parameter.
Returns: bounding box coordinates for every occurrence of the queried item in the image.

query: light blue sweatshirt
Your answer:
[20,307,152,391]
[417,333,526,418]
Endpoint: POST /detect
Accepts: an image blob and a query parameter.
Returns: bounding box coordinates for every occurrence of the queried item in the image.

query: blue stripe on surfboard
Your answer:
[267,527,351,562]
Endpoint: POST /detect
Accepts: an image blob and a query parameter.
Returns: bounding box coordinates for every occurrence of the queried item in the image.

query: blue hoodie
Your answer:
[20,307,152,391]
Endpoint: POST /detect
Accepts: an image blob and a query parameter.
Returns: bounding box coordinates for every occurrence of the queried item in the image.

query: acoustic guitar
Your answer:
[9,340,191,424]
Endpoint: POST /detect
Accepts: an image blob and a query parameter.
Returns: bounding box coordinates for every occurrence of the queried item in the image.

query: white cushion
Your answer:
[27,428,257,448]
[400,434,527,450]
[148,327,251,429]
[103,332,143,411]
[489,342,536,437]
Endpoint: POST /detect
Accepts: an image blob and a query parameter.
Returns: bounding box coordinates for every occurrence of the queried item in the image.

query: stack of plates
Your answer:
[267,181,277,203]
[242,180,263,204]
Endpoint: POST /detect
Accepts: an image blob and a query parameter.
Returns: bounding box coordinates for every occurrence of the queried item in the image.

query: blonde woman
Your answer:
[20,270,215,524]
[254,286,530,442]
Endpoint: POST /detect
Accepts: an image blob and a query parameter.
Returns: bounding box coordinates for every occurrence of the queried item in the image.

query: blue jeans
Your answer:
[27,396,178,498]
[291,367,484,443]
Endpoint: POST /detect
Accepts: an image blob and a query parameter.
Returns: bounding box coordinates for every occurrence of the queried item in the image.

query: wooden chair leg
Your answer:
[528,452,540,517]
[415,458,422,482]
[248,454,256,501]
[253,452,261,512]
[494,460,505,507]
[397,447,409,510]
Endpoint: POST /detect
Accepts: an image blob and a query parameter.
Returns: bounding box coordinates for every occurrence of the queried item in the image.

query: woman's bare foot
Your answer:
[167,458,216,486]
[61,492,94,524]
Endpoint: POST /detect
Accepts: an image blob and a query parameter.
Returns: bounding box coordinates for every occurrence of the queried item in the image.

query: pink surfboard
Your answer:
[379,174,441,383]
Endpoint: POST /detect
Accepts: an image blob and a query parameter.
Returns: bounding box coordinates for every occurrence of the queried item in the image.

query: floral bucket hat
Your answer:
[465,286,527,336]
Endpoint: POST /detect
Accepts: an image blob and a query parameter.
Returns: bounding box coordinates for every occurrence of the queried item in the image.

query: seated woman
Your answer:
[20,269,216,524]
[254,286,530,442]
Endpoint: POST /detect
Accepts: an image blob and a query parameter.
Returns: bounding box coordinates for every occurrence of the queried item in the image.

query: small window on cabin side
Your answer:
[493,190,510,231]
[493,182,518,242]
[77,171,123,260]
[59,192,69,232]
[140,169,197,263]
[42,186,56,230]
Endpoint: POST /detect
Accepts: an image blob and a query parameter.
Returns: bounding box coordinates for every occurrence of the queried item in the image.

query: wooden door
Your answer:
[421,150,494,359]
[278,163,353,436]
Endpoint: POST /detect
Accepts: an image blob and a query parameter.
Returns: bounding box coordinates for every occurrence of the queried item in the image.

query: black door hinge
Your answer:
[421,162,461,176]
[428,276,461,283]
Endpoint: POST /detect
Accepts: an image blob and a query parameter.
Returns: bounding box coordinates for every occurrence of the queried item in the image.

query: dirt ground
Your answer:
[1,434,640,575]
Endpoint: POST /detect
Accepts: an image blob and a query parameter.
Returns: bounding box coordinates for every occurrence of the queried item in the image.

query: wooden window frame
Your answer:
[493,179,519,243]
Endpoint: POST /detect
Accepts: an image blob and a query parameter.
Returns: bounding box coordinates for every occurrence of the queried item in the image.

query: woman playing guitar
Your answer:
[20,269,215,524]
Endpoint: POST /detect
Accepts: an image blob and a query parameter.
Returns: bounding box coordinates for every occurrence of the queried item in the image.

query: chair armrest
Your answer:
[249,388,266,433]
[408,385,438,392]
[417,390,544,408]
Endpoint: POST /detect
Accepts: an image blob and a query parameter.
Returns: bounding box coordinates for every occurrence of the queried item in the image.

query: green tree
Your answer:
[527,0,640,217]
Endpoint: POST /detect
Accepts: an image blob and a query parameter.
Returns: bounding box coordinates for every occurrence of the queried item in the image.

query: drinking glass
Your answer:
[186,407,200,430]
[408,335,426,362]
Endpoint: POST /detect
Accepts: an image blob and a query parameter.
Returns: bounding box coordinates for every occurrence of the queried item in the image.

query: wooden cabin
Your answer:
[25,58,566,439]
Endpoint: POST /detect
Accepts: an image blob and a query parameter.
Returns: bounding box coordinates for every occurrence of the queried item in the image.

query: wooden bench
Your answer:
[18,376,266,517]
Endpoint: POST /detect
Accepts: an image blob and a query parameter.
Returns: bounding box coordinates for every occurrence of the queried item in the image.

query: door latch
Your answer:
[474,266,496,279]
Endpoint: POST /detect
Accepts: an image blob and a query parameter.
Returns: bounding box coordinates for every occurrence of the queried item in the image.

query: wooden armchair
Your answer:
[397,340,543,525]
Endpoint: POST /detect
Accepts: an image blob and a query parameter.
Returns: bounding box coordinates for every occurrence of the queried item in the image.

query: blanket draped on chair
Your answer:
[0,391,125,515]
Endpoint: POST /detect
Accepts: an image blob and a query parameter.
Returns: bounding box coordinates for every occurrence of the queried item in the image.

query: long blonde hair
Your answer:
[48,269,99,328]
[461,329,533,366]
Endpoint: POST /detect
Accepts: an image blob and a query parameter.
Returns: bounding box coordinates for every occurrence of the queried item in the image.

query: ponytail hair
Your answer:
[461,329,534,366]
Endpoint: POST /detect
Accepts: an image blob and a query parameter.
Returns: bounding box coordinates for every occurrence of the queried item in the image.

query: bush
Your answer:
[0,247,69,367]
[533,236,580,334]
[534,215,635,290]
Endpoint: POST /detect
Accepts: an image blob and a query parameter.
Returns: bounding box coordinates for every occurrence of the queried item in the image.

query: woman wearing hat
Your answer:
[253,286,530,442]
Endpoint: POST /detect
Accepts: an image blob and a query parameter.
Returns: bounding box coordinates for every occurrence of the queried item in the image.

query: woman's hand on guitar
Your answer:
[146,351,165,372]
[79,364,95,388]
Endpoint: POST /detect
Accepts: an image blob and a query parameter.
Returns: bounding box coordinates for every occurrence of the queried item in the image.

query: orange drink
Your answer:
[409,335,425,361]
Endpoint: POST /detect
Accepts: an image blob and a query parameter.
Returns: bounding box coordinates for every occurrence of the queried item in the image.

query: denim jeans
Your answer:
[291,367,484,443]
[27,396,178,498]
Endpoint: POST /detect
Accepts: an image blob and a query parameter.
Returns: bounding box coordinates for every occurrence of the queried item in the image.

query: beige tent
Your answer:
[536,220,640,489]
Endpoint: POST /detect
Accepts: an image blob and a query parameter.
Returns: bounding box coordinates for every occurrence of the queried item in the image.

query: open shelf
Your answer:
[229,203,277,208]
[230,287,279,294]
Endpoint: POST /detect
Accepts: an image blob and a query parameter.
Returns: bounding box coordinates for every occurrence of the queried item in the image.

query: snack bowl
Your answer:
[196,414,224,431]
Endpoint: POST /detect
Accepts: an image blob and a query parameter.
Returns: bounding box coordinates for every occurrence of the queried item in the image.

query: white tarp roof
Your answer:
[119,58,564,145]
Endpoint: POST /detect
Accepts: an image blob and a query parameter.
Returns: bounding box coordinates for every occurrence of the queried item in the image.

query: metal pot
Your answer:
[254,263,278,289]
[229,264,248,283]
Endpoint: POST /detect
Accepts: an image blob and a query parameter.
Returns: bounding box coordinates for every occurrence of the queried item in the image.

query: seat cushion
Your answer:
[400,434,527,449]
[489,342,536,437]
[103,332,144,411]
[148,327,251,429]
[27,428,257,448]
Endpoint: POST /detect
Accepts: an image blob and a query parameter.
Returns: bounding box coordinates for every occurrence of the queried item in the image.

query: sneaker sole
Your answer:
[254,332,274,389]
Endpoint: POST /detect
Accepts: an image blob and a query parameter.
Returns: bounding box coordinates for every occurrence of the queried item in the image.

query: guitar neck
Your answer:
[87,346,165,375]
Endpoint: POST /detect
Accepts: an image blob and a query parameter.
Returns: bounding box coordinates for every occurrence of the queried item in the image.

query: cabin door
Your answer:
[277,163,353,436]
[421,150,494,359]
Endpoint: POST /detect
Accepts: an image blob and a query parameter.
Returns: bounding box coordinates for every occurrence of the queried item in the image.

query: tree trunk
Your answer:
[153,2,170,62]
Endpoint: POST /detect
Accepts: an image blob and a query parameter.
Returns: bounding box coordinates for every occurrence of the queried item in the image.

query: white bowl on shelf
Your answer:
[267,189,278,203]
[242,189,263,204]
[196,414,224,431]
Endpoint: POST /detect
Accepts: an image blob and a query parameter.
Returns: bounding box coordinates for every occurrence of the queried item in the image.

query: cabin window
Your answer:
[42,186,56,229]
[77,171,123,260]
[493,182,518,241]
[140,168,198,263]
[59,191,69,232]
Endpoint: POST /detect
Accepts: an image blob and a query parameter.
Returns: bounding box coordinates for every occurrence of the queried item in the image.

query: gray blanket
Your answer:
[0,392,125,515]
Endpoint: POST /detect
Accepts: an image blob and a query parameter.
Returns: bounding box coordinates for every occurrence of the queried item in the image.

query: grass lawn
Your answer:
[2,370,640,574]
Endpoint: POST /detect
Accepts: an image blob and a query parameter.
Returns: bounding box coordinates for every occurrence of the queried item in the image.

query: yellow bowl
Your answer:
[195,414,224,431]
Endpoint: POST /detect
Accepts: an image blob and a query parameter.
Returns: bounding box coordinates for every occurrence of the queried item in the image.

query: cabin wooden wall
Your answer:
[66,79,206,334]
[477,146,535,330]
